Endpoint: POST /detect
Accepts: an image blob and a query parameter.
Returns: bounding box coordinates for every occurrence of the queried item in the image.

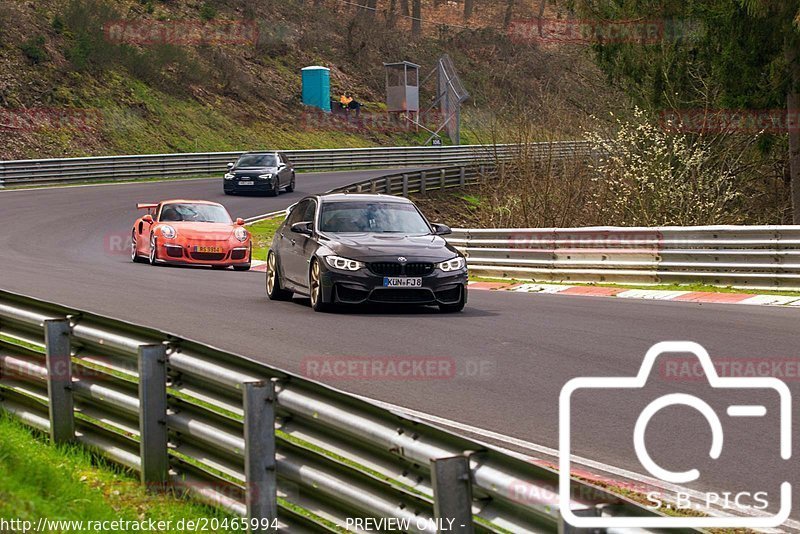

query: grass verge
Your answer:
[247,216,285,262]
[0,412,240,532]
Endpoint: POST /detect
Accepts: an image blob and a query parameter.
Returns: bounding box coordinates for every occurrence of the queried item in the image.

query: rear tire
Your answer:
[131,232,145,263]
[439,287,466,313]
[309,258,332,312]
[285,174,295,193]
[266,251,293,300]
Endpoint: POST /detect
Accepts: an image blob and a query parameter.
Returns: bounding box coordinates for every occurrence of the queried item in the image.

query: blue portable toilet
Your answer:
[301,66,331,112]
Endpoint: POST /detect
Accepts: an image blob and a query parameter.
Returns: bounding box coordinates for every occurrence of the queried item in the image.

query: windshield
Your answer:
[235,154,278,168]
[319,201,431,234]
[159,203,232,223]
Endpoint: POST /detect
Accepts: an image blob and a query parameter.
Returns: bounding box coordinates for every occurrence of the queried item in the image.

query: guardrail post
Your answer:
[385,176,393,194]
[138,344,169,489]
[440,169,446,190]
[431,456,474,533]
[45,319,74,444]
[402,174,409,197]
[420,171,427,195]
[243,380,277,532]
[459,167,465,186]
[370,180,377,194]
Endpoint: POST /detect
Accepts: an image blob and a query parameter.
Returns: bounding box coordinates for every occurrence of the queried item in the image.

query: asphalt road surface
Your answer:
[1,170,799,523]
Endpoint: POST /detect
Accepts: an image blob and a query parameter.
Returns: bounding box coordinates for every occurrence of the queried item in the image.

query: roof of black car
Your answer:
[317,193,413,203]
[240,151,279,155]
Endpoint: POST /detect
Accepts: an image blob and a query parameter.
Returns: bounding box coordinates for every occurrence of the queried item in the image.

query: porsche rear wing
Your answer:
[137,203,157,215]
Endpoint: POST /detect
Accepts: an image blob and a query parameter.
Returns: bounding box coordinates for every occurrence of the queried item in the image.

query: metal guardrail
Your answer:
[449,227,800,291]
[0,289,674,533]
[0,142,592,187]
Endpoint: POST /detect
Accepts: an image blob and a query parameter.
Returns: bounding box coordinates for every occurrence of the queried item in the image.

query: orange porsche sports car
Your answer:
[131,200,252,270]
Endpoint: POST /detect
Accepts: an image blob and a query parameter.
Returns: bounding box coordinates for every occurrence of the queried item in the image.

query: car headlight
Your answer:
[224,173,235,180]
[325,255,364,271]
[258,173,273,180]
[160,225,177,239]
[234,227,249,242]
[437,257,465,272]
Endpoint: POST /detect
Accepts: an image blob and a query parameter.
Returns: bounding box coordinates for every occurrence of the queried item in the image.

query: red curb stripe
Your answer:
[672,292,752,303]
[560,286,625,297]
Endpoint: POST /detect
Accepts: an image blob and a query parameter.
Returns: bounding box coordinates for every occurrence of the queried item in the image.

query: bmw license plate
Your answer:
[238,180,254,186]
[383,277,422,288]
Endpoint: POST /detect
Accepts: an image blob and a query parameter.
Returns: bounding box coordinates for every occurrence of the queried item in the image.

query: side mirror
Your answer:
[278,163,286,169]
[227,162,234,170]
[291,221,313,236]
[432,223,451,236]
[142,214,154,224]
[235,218,245,226]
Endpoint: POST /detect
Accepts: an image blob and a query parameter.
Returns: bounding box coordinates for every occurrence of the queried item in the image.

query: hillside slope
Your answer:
[0,0,619,160]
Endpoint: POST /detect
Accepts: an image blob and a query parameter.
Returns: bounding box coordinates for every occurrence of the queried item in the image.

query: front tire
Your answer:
[266,251,293,300]
[233,264,251,271]
[439,287,466,313]
[309,258,332,312]
[266,178,279,197]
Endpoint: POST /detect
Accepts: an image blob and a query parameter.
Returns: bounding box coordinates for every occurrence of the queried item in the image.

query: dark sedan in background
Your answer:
[224,151,295,196]
[265,194,468,312]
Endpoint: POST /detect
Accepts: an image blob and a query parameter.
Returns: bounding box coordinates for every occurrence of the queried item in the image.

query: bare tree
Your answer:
[503,0,514,28]
[412,0,421,35]
[464,0,473,20]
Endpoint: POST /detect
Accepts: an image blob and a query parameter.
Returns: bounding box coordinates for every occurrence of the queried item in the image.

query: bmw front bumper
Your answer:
[318,264,468,306]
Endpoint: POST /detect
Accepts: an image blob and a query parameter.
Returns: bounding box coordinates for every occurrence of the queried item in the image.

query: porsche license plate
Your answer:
[194,246,223,253]
[383,277,422,288]
[238,180,254,186]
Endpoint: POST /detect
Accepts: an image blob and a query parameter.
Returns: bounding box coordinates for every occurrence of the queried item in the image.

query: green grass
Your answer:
[469,276,800,297]
[247,216,285,262]
[0,413,241,533]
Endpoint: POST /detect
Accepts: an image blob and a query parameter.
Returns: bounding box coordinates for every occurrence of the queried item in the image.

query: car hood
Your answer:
[232,166,278,178]
[320,232,460,262]
[160,222,238,241]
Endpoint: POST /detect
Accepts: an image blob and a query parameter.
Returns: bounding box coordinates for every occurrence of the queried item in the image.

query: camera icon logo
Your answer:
[559,341,792,529]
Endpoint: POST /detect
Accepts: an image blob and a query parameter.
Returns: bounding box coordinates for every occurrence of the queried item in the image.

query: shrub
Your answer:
[200,3,217,21]
[20,35,48,64]
[585,108,755,226]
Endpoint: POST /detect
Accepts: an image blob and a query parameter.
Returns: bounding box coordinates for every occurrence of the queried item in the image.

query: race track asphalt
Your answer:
[1,169,799,521]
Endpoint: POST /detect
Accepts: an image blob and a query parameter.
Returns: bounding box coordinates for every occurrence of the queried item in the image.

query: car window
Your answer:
[301,200,316,224]
[159,203,232,223]
[319,201,431,234]
[286,200,311,226]
[235,154,277,168]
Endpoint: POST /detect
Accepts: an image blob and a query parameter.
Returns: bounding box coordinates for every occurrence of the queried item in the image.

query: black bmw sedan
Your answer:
[223,151,295,196]
[266,194,468,312]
